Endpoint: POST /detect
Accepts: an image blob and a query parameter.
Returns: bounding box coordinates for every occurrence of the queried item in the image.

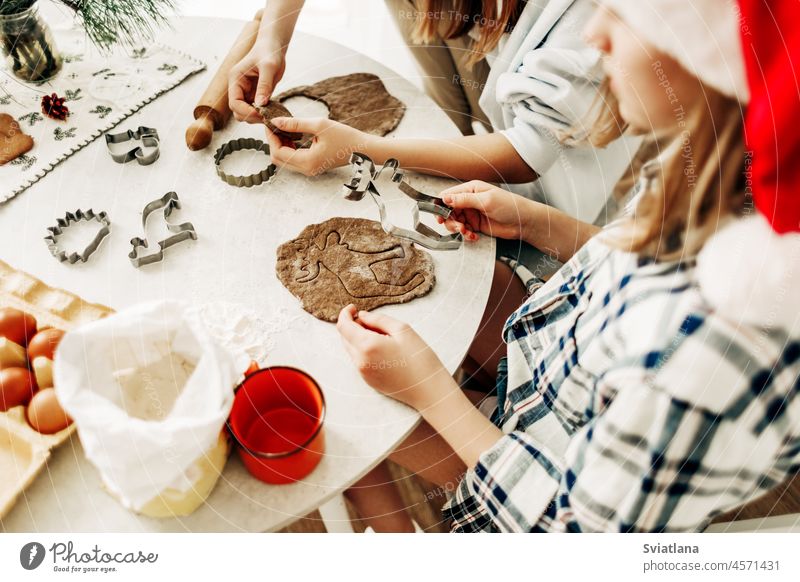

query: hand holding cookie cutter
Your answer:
[342,153,462,250]
[45,209,111,264]
[105,126,160,165]
[129,191,197,267]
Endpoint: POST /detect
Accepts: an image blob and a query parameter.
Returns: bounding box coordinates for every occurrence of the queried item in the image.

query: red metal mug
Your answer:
[228,366,325,484]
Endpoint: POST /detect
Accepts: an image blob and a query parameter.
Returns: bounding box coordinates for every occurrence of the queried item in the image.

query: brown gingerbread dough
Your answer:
[255,101,304,142]
[275,73,405,136]
[0,113,34,165]
[277,217,435,322]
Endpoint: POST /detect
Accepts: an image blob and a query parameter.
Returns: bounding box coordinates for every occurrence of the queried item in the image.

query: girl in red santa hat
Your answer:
[337,0,800,532]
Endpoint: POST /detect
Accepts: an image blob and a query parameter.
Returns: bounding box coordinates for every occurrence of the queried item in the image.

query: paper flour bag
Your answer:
[54,300,239,517]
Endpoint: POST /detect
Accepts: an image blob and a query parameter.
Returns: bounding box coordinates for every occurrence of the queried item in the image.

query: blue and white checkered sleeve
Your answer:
[451,431,566,532]
[555,348,799,532]
[449,333,800,533]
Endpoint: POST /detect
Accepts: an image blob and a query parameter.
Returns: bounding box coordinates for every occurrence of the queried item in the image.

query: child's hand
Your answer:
[265,117,373,176]
[439,180,534,242]
[228,39,286,124]
[336,305,454,411]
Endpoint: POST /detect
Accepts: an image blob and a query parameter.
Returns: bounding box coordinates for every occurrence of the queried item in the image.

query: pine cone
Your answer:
[41,93,69,121]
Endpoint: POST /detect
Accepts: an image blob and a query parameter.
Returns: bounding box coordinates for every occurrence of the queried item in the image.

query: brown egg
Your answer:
[26,387,72,434]
[0,307,37,347]
[0,337,27,369]
[27,328,65,362]
[0,367,38,412]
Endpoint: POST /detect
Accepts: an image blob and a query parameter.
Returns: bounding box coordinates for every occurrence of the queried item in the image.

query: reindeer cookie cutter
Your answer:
[342,153,462,251]
[129,191,197,267]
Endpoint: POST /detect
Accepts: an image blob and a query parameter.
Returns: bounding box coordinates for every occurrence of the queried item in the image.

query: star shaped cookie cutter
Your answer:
[45,209,111,264]
[342,153,462,250]
[105,126,160,165]
[129,191,198,267]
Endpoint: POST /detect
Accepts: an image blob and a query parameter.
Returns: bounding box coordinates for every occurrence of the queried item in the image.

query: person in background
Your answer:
[335,0,800,532]
[228,0,640,271]
[228,4,643,531]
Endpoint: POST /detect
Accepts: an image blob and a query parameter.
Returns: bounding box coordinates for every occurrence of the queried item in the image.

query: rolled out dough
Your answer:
[275,73,405,136]
[276,217,435,322]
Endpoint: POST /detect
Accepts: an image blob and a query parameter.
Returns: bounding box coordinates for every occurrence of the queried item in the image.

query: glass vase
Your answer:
[0,3,62,83]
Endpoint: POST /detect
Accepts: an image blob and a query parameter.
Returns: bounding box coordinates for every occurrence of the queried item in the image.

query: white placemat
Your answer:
[0,27,205,203]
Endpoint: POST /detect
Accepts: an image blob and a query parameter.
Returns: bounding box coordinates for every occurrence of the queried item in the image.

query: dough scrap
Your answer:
[275,73,405,136]
[276,217,435,322]
[0,113,34,165]
[255,101,304,141]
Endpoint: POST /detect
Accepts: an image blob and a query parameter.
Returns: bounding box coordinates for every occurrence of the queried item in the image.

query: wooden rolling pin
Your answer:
[185,10,263,151]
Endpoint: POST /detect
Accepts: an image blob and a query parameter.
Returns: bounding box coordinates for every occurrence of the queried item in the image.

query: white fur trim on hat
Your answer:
[601,0,749,103]
[697,214,800,333]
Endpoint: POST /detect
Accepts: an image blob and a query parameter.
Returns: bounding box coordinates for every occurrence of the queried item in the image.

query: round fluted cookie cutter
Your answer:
[213,137,276,187]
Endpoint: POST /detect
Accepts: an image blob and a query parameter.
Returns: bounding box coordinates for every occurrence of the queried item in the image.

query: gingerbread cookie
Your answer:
[275,73,405,136]
[276,217,435,322]
[0,113,34,165]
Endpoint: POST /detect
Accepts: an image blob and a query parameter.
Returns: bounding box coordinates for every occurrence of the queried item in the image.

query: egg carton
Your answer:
[0,258,112,519]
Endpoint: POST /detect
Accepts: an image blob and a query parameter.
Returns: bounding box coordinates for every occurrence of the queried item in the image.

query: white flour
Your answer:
[187,301,305,366]
[113,353,195,421]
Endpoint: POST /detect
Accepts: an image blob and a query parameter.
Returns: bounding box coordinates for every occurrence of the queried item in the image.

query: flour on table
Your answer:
[187,301,306,365]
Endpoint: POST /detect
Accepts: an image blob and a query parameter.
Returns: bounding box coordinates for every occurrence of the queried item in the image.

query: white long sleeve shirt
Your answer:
[480,0,641,224]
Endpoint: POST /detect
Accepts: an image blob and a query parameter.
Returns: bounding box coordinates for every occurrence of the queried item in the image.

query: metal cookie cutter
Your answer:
[342,153,463,251]
[105,126,160,165]
[128,191,197,268]
[214,137,276,187]
[45,209,111,264]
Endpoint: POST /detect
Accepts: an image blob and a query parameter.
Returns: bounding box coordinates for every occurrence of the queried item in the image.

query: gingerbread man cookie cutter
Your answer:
[105,126,160,165]
[342,153,463,251]
[44,209,111,264]
[129,191,197,267]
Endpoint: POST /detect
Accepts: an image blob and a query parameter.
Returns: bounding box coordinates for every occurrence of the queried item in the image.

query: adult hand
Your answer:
[336,306,455,411]
[266,117,373,176]
[229,39,286,124]
[438,180,536,242]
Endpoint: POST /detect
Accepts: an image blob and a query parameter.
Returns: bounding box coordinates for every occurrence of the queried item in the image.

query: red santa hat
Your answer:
[696,0,800,332]
[602,1,800,331]
[737,0,800,233]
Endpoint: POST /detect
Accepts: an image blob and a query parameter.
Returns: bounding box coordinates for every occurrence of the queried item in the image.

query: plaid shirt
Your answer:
[443,232,800,532]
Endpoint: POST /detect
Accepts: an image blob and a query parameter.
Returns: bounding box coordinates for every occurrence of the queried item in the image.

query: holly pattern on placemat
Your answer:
[157,63,178,75]
[0,26,206,203]
[89,105,112,118]
[10,154,36,171]
[53,127,77,141]
[18,112,43,126]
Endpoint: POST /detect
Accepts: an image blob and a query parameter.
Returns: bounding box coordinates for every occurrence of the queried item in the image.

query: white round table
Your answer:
[0,16,495,532]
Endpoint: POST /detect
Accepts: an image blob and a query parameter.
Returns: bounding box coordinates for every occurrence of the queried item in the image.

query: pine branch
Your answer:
[1,1,176,51]
[0,1,37,16]
[60,0,177,51]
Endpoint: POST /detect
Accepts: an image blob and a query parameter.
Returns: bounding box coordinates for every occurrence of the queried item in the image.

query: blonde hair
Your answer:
[572,81,746,261]
[411,0,523,67]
